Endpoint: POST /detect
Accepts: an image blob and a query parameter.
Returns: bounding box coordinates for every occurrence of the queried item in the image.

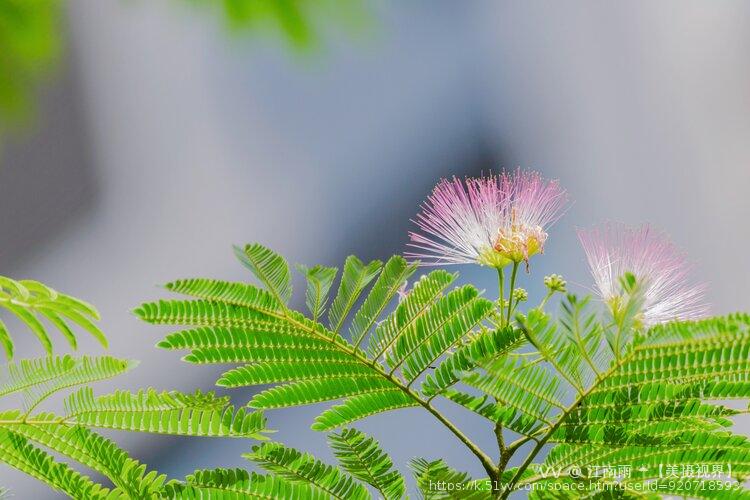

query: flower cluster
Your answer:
[406,169,568,269]
[409,169,708,326]
[577,223,708,327]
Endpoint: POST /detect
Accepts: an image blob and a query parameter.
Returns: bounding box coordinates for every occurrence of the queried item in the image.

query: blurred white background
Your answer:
[1,0,748,496]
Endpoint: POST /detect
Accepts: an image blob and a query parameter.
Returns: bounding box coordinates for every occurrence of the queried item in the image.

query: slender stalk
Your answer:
[505,262,519,323]
[494,266,508,496]
[538,290,554,310]
[571,310,602,379]
[497,267,505,327]
[421,400,498,480]
[495,422,505,452]
[613,316,625,362]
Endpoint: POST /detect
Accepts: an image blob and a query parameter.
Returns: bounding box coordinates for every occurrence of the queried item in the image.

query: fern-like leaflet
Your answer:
[161,427,405,500]
[0,276,106,358]
[0,276,271,498]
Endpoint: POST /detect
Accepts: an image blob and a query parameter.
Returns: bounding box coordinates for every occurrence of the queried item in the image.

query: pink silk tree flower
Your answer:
[577,223,709,327]
[493,169,569,267]
[407,170,568,269]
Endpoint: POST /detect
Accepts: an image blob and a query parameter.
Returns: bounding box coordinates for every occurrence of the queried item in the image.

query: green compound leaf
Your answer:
[65,387,269,439]
[328,255,382,334]
[7,424,166,497]
[329,428,405,500]
[246,442,369,500]
[348,255,417,347]
[234,243,293,305]
[164,467,329,499]
[0,276,106,358]
[312,390,418,431]
[0,429,109,498]
[298,264,338,323]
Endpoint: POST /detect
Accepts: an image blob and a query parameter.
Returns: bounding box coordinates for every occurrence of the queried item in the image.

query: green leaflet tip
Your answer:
[156,339,173,349]
[124,359,141,371]
[182,354,199,363]
[310,421,329,432]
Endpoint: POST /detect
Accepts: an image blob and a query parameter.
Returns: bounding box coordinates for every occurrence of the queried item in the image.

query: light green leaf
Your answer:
[367,269,455,359]
[0,276,105,357]
[163,278,284,315]
[249,377,395,409]
[8,424,166,497]
[246,442,369,500]
[328,256,382,334]
[217,361,376,387]
[312,390,418,431]
[349,255,417,347]
[298,264,338,323]
[65,388,269,439]
[0,429,109,498]
[234,243,293,305]
[329,428,405,500]
[164,468,328,499]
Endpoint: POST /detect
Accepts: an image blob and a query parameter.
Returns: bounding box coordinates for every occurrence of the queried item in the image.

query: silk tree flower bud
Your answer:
[407,170,568,269]
[512,288,528,303]
[544,274,567,293]
[577,222,709,327]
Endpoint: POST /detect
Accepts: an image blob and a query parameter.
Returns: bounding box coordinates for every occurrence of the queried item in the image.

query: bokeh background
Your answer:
[2,0,749,496]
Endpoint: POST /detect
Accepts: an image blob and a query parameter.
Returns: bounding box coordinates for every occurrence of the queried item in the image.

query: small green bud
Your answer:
[544,274,567,293]
[512,288,528,302]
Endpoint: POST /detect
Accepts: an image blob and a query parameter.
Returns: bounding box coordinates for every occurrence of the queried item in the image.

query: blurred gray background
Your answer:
[1,0,749,496]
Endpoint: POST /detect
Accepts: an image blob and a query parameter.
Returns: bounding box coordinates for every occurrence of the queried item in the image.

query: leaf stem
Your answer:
[538,290,554,310]
[420,399,498,480]
[497,267,505,326]
[494,266,509,496]
[571,309,602,379]
[506,263,519,323]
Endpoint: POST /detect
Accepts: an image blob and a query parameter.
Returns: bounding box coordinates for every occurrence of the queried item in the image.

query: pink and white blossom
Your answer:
[577,223,709,326]
[493,169,569,265]
[407,170,568,268]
